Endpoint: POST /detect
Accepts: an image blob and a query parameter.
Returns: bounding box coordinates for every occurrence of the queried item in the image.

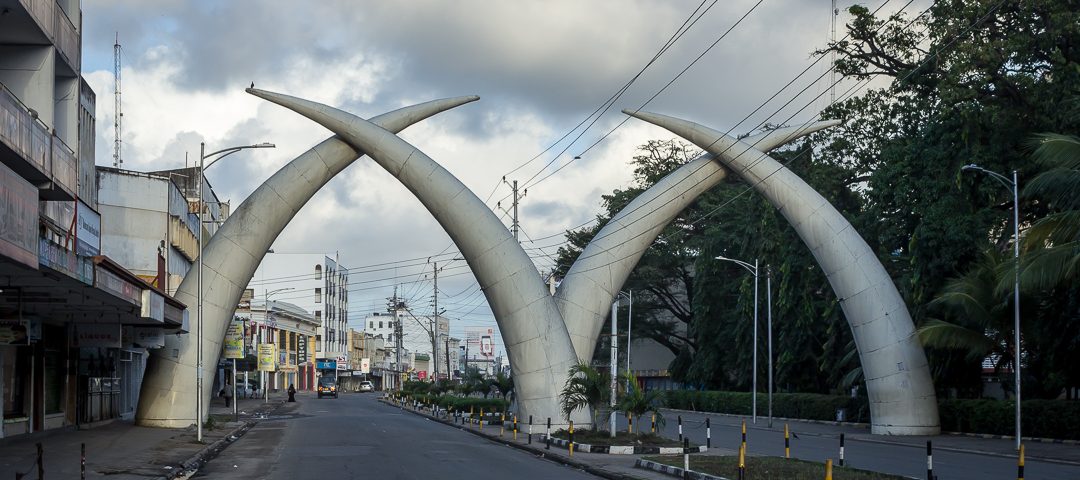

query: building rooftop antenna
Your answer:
[113,32,123,168]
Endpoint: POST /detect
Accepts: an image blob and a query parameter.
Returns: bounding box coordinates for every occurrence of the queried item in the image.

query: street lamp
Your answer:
[617,290,633,392]
[962,163,1021,450]
[715,255,772,426]
[195,141,274,442]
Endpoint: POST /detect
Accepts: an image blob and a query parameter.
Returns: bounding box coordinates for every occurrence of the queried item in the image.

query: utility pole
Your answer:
[390,286,402,390]
[609,300,618,437]
[445,336,451,381]
[830,0,838,105]
[497,177,527,241]
[432,261,439,381]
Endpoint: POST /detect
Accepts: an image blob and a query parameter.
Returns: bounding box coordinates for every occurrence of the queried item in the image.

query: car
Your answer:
[359,381,374,392]
[317,376,338,398]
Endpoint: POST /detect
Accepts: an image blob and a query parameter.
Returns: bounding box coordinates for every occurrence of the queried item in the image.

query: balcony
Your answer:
[18,0,80,72]
[0,85,77,200]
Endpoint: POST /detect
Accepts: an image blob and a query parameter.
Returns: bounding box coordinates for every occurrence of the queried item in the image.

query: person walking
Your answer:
[288,384,297,402]
[223,380,233,408]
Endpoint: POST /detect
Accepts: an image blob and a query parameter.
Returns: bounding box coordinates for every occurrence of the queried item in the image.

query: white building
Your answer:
[250,254,349,380]
[363,309,457,380]
[236,298,319,392]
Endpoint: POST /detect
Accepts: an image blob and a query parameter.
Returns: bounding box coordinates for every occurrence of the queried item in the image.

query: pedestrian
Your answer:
[288,384,297,402]
[223,380,233,408]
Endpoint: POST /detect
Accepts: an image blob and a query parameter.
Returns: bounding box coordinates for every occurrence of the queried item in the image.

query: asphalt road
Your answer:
[193,392,599,480]
[632,409,1080,480]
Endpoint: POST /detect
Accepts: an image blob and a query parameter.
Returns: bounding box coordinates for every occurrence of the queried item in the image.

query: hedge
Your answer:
[398,392,510,414]
[662,390,1080,440]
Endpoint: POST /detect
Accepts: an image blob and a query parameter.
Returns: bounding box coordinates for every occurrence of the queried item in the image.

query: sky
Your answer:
[79,0,917,356]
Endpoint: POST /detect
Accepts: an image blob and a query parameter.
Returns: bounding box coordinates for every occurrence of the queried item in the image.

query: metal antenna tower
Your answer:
[113,32,123,168]
[830,0,838,105]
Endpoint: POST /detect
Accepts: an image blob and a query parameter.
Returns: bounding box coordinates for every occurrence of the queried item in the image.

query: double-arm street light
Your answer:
[715,256,773,426]
[609,290,632,437]
[195,141,274,442]
[961,164,1021,450]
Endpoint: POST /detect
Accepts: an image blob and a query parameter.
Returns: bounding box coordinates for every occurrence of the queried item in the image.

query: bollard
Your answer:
[528,415,533,444]
[1018,443,1025,480]
[652,412,656,433]
[678,415,683,442]
[741,419,747,453]
[569,420,575,457]
[480,410,484,431]
[628,412,633,433]
[926,441,933,480]
[839,433,845,467]
[826,459,833,480]
[683,438,691,480]
[514,414,519,441]
[500,411,505,437]
[784,423,790,459]
[546,417,552,450]
[81,442,86,480]
[738,443,746,480]
[706,417,712,449]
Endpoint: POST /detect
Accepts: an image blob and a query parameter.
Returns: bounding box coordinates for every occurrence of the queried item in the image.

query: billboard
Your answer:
[360,358,370,374]
[223,318,245,359]
[257,344,277,371]
[465,326,496,361]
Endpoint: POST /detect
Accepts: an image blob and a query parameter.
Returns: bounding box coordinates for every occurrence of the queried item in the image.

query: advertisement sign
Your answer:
[134,327,165,348]
[296,335,308,364]
[336,355,348,371]
[0,163,38,269]
[75,200,101,257]
[417,370,427,380]
[223,319,244,359]
[0,319,29,345]
[316,359,337,370]
[465,327,496,360]
[279,350,287,367]
[75,324,122,348]
[257,343,277,372]
[360,357,371,374]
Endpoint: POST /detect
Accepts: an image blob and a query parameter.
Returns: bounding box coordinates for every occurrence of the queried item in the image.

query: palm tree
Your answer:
[560,362,610,425]
[492,372,515,402]
[616,372,663,433]
[1018,133,1080,291]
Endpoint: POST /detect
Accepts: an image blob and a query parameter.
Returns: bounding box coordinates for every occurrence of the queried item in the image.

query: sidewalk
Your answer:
[0,393,286,479]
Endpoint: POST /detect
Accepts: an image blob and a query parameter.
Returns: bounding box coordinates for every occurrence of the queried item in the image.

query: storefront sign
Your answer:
[0,319,29,345]
[336,355,348,371]
[75,200,101,257]
[338,371,352,377]
[280,365,298,373]
[316,359,336,370]
[0,163,38,269]
[94,265,142,306]
[223,319,245,359]
[257,343,276,372]
[134,327,165,348]
[75,324,122,348]
[296,335,308,364]
[360,357,371,374]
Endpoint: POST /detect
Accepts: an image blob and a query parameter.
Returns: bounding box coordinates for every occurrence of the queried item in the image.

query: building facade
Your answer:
[0,0,187,437]
[235,297,318,393]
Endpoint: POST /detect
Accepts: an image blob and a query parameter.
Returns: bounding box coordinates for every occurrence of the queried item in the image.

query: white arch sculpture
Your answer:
[623,109,940,435]
[136,96,479,427]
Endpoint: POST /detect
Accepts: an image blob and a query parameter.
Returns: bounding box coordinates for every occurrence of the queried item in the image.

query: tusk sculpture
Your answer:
[623,109,939,435]
[246,89,585,428]
[135,96,479,428]
[556,120,840,363]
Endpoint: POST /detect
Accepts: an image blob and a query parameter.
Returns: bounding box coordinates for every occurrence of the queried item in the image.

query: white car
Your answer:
[359,381,374,392]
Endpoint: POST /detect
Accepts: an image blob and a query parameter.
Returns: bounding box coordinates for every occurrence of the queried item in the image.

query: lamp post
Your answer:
[263,287,293,405]
[195,141,274,442]
[715,256,770,425]
[962,164,1021,450]
[616,290,633,391]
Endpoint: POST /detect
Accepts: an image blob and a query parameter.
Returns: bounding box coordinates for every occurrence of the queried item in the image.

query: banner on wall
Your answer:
[223,319,245,359]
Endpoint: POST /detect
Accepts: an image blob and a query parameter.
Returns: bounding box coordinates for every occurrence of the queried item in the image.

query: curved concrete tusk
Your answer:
[247,89,583,428]
[136,95,478,428]
[622,109,939,436]
[557,119,839,363]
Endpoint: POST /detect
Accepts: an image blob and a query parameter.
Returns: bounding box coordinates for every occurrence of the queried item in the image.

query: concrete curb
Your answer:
[161,399,287,479]
[635,458,728,480]
[542,435,707,455]
[661,407,1080,445]
[379,399,640,480]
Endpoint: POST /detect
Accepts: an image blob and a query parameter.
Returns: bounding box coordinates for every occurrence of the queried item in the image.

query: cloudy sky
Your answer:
[80,0,915,355]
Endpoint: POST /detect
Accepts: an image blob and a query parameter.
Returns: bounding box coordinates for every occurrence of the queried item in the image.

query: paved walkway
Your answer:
[0,393,286,479]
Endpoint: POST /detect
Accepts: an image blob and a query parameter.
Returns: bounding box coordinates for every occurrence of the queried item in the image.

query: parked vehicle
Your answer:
[318,376,338,398]
[359,381,374,392]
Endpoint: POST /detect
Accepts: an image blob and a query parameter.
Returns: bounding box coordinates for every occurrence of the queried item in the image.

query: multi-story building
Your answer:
[363,309,456,380]
[249,254,348,385]
[0,0,187,437]
[235,295,319,392]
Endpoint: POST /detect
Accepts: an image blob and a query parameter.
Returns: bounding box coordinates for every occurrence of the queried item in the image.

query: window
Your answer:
[314,288,322,304]
[379,321,383,329]
[315,334,322,352]
[315,264,322,280]
[368,321,373,329]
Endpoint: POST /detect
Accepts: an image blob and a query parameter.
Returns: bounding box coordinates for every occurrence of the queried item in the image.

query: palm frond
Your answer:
[917,319,995,360]
[1014,241,1080,292]
[1023,169,1080,211]
[1029,133,1080,170]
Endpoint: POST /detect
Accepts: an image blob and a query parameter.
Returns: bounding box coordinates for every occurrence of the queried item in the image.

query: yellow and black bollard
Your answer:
[500,411,505,437]
[826,459,833,480]
[741,419,747,453]
[514,414,519,441]
[651,413,656,433]
[628,412,633,434]
[569,420,575,457]
[1018,444,1025,480]
[738,443,746,480]
[784,423,790,459]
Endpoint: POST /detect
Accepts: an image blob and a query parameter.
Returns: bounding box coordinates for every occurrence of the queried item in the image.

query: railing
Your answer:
[0,86,50,175]
[51,137,77,194]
